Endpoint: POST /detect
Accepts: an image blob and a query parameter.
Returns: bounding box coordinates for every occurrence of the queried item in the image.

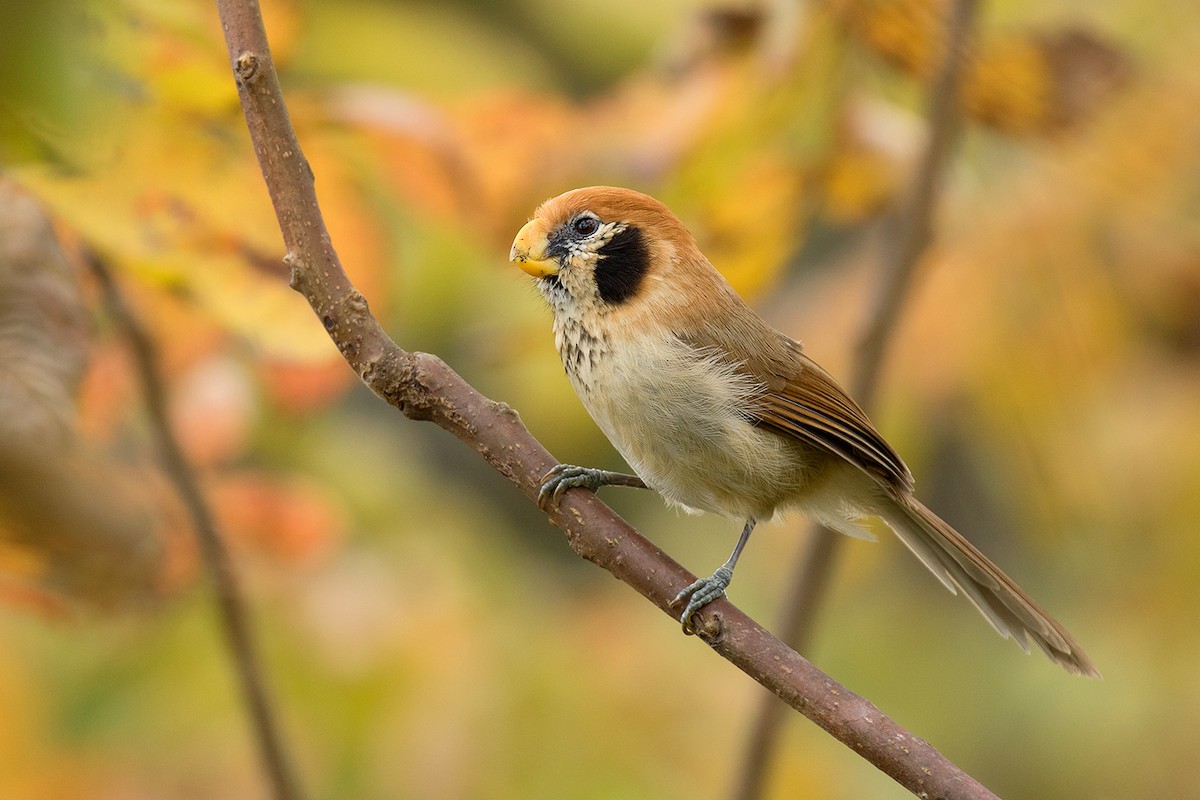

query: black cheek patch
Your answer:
[595,225,649,305]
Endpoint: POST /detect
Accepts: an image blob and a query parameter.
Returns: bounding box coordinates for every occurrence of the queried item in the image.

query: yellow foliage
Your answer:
[3,0,1200,798]
[842,0,1128,135]
[844,0,943,77]
[15,0,385,362]
[822,140,901,222]
[963,35,1053,134]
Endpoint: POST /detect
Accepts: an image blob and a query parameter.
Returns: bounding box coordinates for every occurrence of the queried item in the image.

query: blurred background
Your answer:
[1,0,1197,797]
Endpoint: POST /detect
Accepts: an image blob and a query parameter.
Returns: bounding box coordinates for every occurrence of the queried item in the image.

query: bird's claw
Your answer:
[538,464,606,509]
[671,565,733,634]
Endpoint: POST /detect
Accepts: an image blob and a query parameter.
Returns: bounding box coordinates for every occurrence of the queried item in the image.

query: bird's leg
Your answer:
[538,463,648,508]
[672,518,756,633]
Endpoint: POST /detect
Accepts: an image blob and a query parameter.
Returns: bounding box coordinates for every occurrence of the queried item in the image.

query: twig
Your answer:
[215,0,997,796]
[730,2,979,799]
[90,257,303,800]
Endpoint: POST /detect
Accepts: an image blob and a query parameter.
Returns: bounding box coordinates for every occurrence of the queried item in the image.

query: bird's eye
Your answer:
[572,216,599,237]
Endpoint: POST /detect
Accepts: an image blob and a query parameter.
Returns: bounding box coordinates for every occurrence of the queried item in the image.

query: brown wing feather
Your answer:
[754,352,915,493]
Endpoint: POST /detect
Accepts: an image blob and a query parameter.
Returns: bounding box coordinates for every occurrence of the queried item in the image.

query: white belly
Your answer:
[565,333,809,520]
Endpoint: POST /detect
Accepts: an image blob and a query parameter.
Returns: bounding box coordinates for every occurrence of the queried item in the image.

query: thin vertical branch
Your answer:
[90,257,303,800]
[852,1,979,406]
[730,2,979,798]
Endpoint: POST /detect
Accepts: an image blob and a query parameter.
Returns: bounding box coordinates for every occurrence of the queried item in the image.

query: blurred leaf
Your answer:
[820,99,911,222]
[963,29,1130,134]
[0,180,167,610]
[294,0,559,95]
[13,0,383,365]
[168,355,257,468]
[842,0,1129,135]
[658,5,851,296]
[260,356,357,415]
[0,181,89,443]
[210,470,346,566]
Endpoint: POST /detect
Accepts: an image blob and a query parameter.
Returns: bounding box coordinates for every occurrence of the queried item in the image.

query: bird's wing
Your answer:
[753,350,914,493]
[680,327,914,493]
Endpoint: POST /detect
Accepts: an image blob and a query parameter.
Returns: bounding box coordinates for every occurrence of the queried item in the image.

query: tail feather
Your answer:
[879,495,1099,678]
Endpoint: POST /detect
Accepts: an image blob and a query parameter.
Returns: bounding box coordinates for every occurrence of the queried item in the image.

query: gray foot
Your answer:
[538,464,644,508]
[672,565,733,633]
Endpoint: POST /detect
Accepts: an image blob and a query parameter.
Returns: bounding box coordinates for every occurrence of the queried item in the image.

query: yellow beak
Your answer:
[509,218,559,277]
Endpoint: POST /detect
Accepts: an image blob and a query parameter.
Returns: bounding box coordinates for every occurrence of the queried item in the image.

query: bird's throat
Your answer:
[553,315,609,394]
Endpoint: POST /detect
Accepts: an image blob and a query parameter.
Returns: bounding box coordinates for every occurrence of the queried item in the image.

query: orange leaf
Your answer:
[210,471,347,566]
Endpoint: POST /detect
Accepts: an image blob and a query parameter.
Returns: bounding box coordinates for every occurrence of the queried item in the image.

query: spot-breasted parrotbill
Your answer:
[510,186,1097,677]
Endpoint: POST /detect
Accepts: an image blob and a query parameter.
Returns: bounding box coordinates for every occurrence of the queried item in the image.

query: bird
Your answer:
[509,185,1098,677]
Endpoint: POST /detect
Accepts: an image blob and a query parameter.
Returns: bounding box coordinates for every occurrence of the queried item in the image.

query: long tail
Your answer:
[879,494,1099,677]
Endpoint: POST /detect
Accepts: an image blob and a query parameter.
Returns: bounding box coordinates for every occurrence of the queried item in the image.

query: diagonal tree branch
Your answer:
[215,1,996,797]
[731,2,980,798]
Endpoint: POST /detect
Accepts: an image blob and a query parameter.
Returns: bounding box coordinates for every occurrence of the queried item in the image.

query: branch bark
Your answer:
[215,1,996,797]
[731,2,980,798]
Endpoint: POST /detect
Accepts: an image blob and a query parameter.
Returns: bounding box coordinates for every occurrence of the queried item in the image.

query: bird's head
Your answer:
[509,186,707,316]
